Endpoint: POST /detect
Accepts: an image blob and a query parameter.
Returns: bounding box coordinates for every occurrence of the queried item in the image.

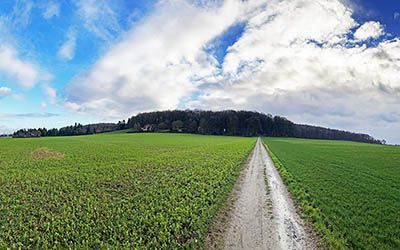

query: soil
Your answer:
[206,138,317,250]
[31,148,64,160]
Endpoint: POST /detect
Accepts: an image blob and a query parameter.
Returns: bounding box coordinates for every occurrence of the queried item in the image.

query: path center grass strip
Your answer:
[263,137,400,249]
[0,133,255,249]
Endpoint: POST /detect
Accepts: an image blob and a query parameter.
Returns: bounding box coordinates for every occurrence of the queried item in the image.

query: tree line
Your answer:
[13,123,120,138]
[12,110,384,144]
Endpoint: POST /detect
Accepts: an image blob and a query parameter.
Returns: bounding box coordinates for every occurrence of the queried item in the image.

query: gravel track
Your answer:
[222,138,316,250]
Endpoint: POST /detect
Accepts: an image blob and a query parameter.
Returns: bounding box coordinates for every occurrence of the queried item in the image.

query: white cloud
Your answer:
[64,0,400,143]
[0,2,51,91]
[42,1,60,20]
[394,12,400,20]
[189,0,400,143]
[11,94,25,101]
[75,0,121,41]
[65,0,263,118]
[58,30,76,61]
[10,0,33,28]
[64,101,81,111]
[222,0,357,76]
[354,21,384,41]
[0,45,39,88]
[0,86,12,97]
[42,83,57,103]
[0,124,14,135]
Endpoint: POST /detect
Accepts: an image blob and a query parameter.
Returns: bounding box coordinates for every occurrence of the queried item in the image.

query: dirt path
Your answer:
[221,138,315,250]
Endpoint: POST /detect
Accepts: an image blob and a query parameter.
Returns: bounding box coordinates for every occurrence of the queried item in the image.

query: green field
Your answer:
[264,138,400,249]
[0,133,255,249]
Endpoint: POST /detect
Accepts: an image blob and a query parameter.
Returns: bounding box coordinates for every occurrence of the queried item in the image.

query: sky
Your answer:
[0,0,400,144]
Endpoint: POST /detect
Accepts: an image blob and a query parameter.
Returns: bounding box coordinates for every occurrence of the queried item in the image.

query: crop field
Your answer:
[0,133,255,249]
[264,138,400,249]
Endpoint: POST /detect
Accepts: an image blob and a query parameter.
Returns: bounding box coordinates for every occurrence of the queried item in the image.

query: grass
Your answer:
[263,138,400,249]
[102,129,133,134]
[0,133,255,249]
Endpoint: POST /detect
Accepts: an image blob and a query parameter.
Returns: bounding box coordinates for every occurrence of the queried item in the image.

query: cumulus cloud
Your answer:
[65,0,263,118]
[0,2,51,91]
[64,0,400,143]
[354,21,384,41]
[0,45,39,88]
[0,86,12,98]
[42,1,60,20]
[190,0,399,142]
[58,30,76,60]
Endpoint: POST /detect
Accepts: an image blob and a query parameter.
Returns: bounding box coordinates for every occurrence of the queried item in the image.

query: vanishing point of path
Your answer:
[222,138,316,250]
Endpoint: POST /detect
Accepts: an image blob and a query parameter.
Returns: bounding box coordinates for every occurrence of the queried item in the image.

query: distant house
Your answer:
[13,130,41,138]
[142,124,154,132]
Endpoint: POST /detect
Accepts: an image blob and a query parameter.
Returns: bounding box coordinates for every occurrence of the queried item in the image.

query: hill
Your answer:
[12,110,384,144]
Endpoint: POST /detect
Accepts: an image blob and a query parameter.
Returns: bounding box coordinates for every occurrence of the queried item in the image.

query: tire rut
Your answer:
[221,138,316,250]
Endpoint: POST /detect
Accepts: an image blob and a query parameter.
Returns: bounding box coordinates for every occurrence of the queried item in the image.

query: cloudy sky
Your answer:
[0,0,399,143]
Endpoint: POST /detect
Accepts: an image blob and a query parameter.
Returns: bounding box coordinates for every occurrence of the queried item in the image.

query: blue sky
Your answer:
[1,0,400,143]
[0,0,157,129]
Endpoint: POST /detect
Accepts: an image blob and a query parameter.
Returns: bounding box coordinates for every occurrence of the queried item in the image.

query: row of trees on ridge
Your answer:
[12,110,384,144]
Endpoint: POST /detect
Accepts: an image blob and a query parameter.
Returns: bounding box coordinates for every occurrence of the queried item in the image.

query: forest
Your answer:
[11,110,384,144]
